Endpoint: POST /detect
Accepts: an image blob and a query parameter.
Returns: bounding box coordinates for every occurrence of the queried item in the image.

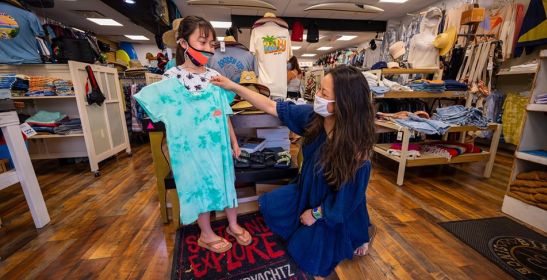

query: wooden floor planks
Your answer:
[0,144,521,279]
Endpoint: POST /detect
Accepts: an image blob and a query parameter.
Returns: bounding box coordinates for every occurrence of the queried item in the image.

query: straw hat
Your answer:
[239,71,270,97]
[125,60,147,75]
[162,18,184,49]
[389,41,406,60]
[433,27,457,56]
[387,61,400,69]
[253,12,288,29]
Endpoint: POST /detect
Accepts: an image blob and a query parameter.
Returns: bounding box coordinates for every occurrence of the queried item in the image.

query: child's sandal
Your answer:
[197,238,232,253]
[226,227,252,246]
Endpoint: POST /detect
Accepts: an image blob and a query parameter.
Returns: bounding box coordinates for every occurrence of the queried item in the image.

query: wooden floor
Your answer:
[0,143,520,279]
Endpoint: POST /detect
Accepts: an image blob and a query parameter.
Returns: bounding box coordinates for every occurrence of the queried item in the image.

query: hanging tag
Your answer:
[487,61,493,71]
[20,123,37,138]
[396,131,403,141]
[220,42,226,53]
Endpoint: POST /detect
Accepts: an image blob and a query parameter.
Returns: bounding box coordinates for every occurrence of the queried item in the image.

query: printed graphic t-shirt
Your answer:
[208,45,257,83]
[0,3,44,64]
[134,78,237,225]
[250,22,292,99]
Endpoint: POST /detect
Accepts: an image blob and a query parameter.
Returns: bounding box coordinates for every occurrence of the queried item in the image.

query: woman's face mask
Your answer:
[181,40,214,66]
[313,95,335,117]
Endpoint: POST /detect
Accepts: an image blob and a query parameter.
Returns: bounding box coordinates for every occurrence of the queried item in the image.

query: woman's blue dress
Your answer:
[259,101,372,277]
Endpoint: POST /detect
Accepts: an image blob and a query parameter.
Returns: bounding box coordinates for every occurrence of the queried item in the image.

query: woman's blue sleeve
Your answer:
[276,101,315,136]
[321,161,371,228]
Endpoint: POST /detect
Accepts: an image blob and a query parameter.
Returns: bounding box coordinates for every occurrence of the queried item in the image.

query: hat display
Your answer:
[239,71,270,97]
[433,27,457,56]
[389,41,406,60]
[253,15,288,29]
[162,18,184,49]
[371,61,388,70]
[387,61,400,69]
[146,52,157,61]
[125,60,147,75]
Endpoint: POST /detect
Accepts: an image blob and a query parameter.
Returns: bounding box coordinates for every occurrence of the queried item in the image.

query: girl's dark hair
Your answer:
[288,56,302,74]
[175,16,216,65]
[304,65,375,190]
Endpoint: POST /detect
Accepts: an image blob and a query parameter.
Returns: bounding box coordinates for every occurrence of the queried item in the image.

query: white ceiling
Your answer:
[31,0,155,43]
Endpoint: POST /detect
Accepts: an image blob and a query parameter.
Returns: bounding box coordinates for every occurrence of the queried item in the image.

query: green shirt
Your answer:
[135,78,236,224]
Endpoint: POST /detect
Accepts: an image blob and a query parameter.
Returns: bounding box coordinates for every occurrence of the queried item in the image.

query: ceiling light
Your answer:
[302,54,316,57]
[187,0,277,11]
[125,35,149,40]
[211,21,232,28]
[317,46,332,51]
[87,18,123,26]
[217,36,225,41]
[292,46,302,50]
[379,0,408,2]
[124,0,136,4]
[337,35,357,41]
[305,3,384,13]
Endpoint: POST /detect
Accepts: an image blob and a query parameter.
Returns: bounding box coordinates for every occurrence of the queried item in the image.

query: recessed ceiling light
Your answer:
[124,35,149,40]
[317,46,332,51]
[217,36,225,41]
[337,35,357,41]
[379,0,408,2]
[302,53,316,57]
[87,18,123,26]
[292,46,302,50]
[210,21,232,28]
[124,0,136,4]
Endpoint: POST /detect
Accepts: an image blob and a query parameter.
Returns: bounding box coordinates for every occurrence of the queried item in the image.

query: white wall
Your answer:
[132,43,162,66]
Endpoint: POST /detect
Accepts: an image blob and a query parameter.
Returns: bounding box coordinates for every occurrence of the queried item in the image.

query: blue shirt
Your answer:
[0,3,44,64]
[207,45,257,83]
[134,78,237,224]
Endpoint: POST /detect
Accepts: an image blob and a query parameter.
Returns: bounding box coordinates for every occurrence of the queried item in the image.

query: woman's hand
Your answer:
[232,141,241,158]
[300,209,316,226]
[210,75,238,92]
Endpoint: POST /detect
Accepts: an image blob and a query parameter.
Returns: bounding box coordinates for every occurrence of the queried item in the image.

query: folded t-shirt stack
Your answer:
[54,118,82,135]
[409,79,446,92]
[432,105,488,128]
[10,75,30,97]
[25,110,68,134]
[421,141,481,159]
[0,74,16,99]
[535,93,547,104]
[443,80,468,91]
[53,79,74,96]
[508,170,547,210]
[28,76,56,96]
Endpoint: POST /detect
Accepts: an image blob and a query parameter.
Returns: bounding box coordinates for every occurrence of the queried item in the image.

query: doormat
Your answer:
[439,217,547,280]
[171,212,314,280]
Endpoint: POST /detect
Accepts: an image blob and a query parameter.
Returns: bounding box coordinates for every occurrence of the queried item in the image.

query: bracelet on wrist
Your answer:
[312,207,322,220]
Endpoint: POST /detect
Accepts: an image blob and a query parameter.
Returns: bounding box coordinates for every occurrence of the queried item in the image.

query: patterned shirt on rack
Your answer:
[162,66,221,93]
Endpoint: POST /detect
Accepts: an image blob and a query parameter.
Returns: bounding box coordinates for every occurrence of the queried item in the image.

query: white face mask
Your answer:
[314,95,335,117]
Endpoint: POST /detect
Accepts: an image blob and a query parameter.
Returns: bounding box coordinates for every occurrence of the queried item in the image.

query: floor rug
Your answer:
[440,217,547,280]
[171,212,314,280]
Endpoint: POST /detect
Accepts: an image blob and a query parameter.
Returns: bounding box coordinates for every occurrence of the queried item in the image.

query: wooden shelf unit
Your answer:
[370,68,501,186]
[0,62,131,176]
[496,69,536,76]
[502,50,547,232]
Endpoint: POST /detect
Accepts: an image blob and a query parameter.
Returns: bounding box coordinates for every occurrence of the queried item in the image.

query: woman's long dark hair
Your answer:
[304,65,375,190]
[175,16,216,65]
[288,56,302,74]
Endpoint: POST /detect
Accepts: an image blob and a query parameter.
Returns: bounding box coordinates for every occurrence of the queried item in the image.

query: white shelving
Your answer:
[496,69,536,76]
[502,49,547,232]
[0,62,131,176]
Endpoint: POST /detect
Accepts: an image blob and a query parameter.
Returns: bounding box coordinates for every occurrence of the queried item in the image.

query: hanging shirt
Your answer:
[363,47,381,69]
[250,22,292,99]
[0,2,44,64]
[207,45,257,83]
[408,33,439,68]
[134,77,237,225]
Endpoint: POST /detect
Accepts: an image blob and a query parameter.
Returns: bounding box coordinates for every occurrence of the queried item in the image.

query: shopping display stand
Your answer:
[371,68,501,186]
[0,62,131,176]
[501,49,547,232]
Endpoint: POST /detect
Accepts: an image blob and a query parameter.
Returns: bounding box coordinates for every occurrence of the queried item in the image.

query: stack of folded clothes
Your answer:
[421,141,481,159]
[28,76,56,96]
[10,74,30,97]
[409,79,446,92]
[370,86,390,97]
[53,79,74,96]
[54,118,82,135]
[394,113,451,135]
[387,143,422,159]
[432,105,488,128]
[508,171,547,210]
[443,80,468,91]
[535,93,547,104]
[0,74,16,99]
[25,110,68,134]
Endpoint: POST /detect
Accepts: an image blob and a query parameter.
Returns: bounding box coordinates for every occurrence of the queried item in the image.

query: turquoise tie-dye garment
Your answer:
[134,77,237,225]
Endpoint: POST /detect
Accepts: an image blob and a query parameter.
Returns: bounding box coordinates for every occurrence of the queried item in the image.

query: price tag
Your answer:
[20,123,37,138]
[396,131,403,141]
[220,42,226,53]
